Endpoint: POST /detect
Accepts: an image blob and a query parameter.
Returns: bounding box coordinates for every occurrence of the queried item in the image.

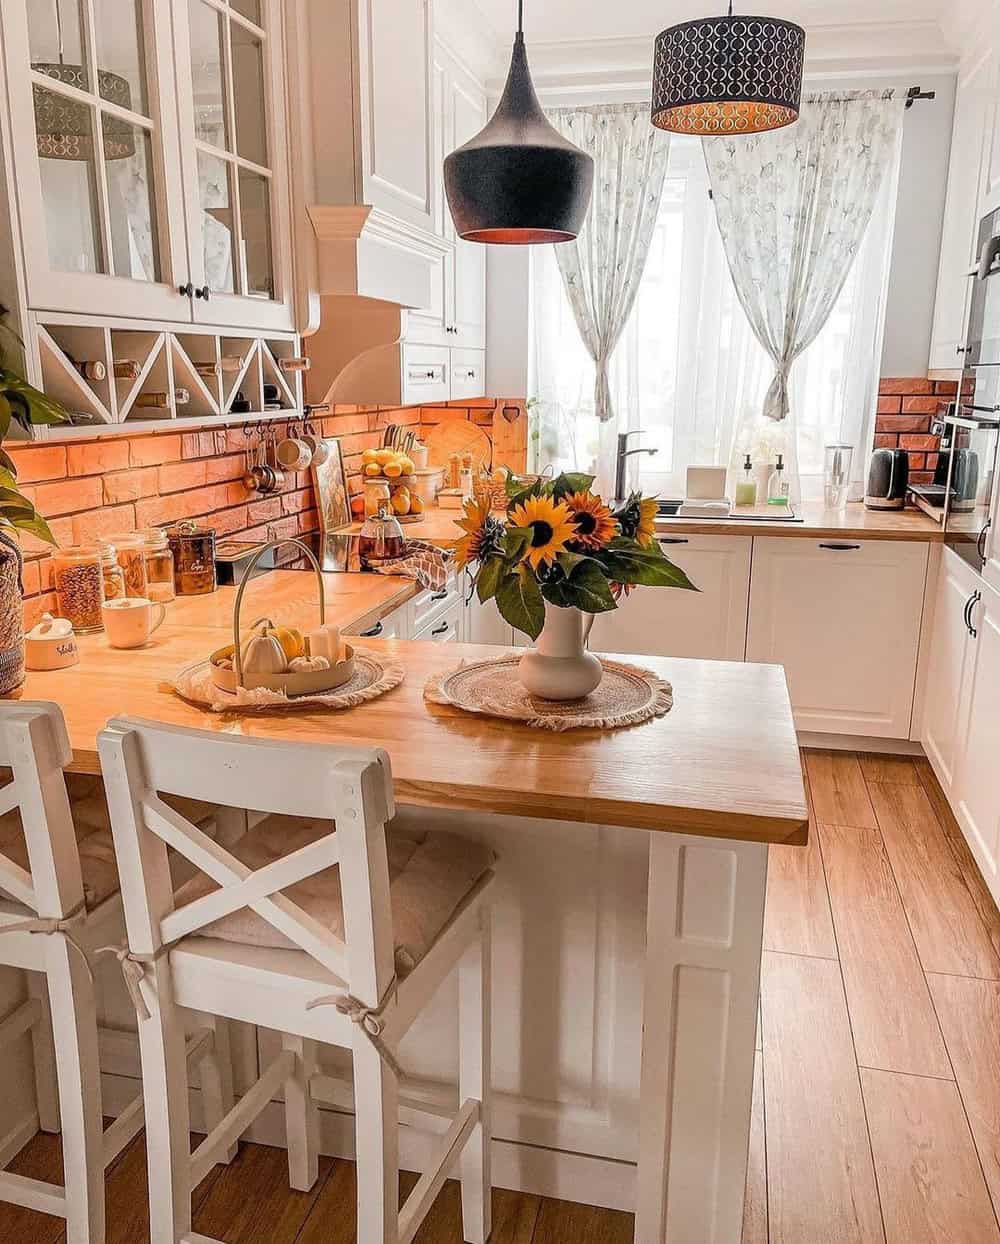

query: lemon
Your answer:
[383,462,403,478]
[364,462,382,477]
[361,448,379,464]
[391,491,411,516]
[398,456,415,475]
[375,448,394,466]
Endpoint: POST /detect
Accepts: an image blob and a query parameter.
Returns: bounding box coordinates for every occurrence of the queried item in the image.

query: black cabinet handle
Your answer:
[178,282,194,298]
[195,285,210,301]
[430,590,449,601]
[431,622,449,636]
[819,543,861,551]
[978,518,992,563]
[963,591,981,638]
[360,621,384,638]
[657,536,689,545]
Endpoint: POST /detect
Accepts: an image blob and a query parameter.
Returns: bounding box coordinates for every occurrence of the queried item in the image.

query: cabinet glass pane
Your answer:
[28,0,87,89]
[238,169,273,298]
[33,87,103,274]
[230,0,261,24]
[104,117,159,281]
[188,0,229,150]
[93,0,149,117]
[197,150,236,294]
[231,24,268,167]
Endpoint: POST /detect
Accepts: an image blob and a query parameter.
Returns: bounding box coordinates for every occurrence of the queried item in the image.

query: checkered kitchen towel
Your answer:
[367,540,452,591]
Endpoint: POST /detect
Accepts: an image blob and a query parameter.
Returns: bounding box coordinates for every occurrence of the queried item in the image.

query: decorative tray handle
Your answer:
[232,538,326,689]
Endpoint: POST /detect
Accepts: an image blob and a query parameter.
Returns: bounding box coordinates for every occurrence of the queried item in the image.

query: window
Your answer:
[530,134,898,500]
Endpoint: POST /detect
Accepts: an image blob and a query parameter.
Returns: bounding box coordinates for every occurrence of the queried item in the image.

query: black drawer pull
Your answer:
[819,543,861,551]
[431,622,449,636]
[978,518,992,562]
[430,590,450,602]
[964,590,982,639]
[360,621,384,638]
[657,537,689,545]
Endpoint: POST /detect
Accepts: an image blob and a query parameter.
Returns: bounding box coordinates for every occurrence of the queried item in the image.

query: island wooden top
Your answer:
[22,574,808,846]
[344,501,943,547]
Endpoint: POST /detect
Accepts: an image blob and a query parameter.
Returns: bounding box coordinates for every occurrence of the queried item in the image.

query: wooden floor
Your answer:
[3,749,1000,1243]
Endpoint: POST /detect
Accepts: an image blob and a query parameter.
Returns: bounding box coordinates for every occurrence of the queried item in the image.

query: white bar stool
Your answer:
[98,717,496,1244]
[0,702,236,1244]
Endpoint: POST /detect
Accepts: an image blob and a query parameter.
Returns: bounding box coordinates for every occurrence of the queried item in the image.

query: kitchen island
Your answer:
[19,576,807,1242]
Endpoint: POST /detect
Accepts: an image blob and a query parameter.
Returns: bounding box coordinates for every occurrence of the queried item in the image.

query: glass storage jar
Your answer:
[167,523,217,595]
[53,547,104,634]
[141,529,175,603]
[99,544,126,602]
[106,533,149,598]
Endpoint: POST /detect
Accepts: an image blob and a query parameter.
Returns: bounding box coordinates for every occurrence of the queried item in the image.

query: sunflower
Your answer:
[565,491,618,551]
[635,496,658,548]
[509,495,577,571]
[453,498,504,570]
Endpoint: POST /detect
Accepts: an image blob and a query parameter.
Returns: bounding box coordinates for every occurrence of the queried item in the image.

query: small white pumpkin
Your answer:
[289,655,331,673]
[242,632,287,675]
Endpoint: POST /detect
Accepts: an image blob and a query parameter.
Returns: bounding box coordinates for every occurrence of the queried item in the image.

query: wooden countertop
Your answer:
[23,578,807,845]
[344,501,943,547]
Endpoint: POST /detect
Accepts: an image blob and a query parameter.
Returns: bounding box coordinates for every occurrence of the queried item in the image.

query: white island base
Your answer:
[93,807,768,1243]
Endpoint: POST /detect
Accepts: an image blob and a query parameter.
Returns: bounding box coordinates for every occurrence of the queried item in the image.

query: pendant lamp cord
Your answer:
[517,0,523,34]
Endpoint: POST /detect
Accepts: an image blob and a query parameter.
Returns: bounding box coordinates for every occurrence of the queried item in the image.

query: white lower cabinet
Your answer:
[412,599,463,642]
[590,534,751,660]
[747,538,929,738]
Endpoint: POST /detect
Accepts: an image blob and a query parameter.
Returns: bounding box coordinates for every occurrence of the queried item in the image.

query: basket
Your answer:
[209,537,356,698]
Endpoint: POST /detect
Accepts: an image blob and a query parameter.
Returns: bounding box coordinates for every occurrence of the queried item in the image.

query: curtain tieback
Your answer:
[0,901,93,983]
[307,978,404,1079]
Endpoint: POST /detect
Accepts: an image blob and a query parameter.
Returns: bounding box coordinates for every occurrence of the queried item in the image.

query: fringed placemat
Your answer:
[424,655,673,732]
[170,648,405,714]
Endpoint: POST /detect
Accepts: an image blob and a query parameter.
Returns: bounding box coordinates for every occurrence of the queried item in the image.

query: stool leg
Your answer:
[459,910,492,1244]
[195,1013,237,1164]
[45,941,104,1244]
[27,971,60,1134]
[282,1033,320,1191]
[354,1037,399,1244]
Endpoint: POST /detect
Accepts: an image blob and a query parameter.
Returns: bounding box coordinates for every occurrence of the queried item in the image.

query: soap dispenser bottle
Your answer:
[735,454,757,507]
[767,454,791,507]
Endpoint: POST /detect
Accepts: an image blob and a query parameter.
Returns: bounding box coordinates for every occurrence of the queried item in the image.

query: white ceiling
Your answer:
[474,0,949,44]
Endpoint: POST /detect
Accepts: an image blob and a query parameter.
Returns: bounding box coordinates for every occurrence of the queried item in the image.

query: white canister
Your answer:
[25,614,79,671]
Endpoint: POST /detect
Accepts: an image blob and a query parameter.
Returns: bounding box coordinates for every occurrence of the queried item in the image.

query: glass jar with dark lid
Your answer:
[166,522,217,596]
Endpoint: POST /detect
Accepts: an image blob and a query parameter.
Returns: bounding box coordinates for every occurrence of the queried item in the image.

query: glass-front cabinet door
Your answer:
[1,0,191,319]
[174,0,294,330]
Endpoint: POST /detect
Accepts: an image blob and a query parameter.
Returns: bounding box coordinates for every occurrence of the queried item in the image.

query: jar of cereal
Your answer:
[53,547,104,633]
[99,544,126,602]
[106,533,149,598]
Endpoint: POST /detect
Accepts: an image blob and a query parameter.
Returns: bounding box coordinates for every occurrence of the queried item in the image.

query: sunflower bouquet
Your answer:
[454,471,697,640]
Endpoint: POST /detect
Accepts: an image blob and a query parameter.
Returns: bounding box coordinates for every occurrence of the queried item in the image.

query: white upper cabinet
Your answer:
[0,0,295,330]
[928,46,998,371]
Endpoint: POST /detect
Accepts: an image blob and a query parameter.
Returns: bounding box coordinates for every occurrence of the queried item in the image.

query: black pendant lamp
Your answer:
[651,3,805,136]
[444,0,594,245]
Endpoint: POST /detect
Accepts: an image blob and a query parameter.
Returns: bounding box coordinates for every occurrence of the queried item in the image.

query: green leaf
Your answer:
[597,538,700,590]
[0,449,16,477]
[541,559,618,613]
[555,550,593,579]
[550,471,595,498]
[6,510,57,546]
[475,555,505,603]
[502,526,532,560]
[496,564,545,640]
[0,373,69,426]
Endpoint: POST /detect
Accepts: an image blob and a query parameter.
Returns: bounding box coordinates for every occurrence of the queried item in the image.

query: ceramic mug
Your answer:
[275,436,312,471]
[102,597,167,649]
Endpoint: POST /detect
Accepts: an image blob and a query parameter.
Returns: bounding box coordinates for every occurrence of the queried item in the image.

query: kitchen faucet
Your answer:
[615,431,659,502]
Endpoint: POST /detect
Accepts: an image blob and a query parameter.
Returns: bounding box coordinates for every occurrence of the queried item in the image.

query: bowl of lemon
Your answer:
[361,447,426,522]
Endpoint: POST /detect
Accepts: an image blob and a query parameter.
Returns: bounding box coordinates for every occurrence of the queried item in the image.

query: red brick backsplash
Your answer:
[10,399,524,628]
[874,377,957,483]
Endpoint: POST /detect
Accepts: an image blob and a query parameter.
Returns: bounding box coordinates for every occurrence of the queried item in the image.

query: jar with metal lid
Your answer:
[98,544,126,602]
[166,522,217,596]
[140,529,175,603]
[106,532,148,598]
[52,546,104,633]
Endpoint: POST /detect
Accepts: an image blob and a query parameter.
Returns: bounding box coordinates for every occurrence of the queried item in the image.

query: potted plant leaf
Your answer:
[0,315,68,695]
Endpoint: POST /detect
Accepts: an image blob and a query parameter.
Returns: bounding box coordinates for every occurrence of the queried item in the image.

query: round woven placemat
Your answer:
[424,655,673,732]
[170,649,405,714]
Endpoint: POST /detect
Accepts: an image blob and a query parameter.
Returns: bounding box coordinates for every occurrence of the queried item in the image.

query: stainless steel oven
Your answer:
[967,207,1000,367]
[939,391,1000,574]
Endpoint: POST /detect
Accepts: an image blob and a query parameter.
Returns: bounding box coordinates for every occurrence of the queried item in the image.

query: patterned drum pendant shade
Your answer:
[444,1,594,244]
[651,5,805,136]
[33,69,136,161]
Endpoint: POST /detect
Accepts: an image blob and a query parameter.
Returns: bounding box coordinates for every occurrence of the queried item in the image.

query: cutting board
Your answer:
[425,420,492,476]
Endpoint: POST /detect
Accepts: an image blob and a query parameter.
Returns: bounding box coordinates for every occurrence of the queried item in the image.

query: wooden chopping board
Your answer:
[425,420,492,475]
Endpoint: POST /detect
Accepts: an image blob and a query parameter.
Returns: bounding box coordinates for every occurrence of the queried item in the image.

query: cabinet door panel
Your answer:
[747,538,928,738]
[928,49,996,370]
[449,71,486,347]
[590,535,751,661]
[922,550,980,792]
[3,0,190,319]
[954,584,1000,901]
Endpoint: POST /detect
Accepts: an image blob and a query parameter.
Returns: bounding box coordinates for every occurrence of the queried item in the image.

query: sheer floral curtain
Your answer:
[531,101,903,501]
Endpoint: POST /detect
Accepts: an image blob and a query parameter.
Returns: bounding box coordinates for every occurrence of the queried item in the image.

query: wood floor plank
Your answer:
[914,758,963,840]
[868,782,1000,980]
[742,1052,767,1244]
[761,951,884,1244]
[0,1129,64,1244]
[859,755,921,785]
[765,836,838,958]
[531,1196,635,1243]
[943,829,1000,963]
[804,750,877,828]
[819,821,951,1078]
[861,1068,1000,1243]
[927,973,1000,1219]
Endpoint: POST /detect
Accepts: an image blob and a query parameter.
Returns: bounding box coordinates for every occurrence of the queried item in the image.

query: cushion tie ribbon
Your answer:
[307,978,404,1079]
[0,902,93,983]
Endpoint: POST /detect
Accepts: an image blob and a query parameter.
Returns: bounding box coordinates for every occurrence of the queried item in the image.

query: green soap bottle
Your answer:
[735,454,757,507]
[767,454,791,507]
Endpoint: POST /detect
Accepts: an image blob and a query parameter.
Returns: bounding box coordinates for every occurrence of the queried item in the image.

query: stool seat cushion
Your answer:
[172,816,495,977]
[0,773,217,912]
